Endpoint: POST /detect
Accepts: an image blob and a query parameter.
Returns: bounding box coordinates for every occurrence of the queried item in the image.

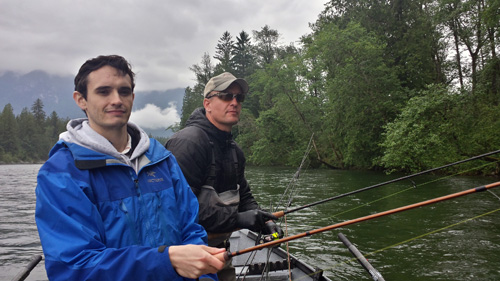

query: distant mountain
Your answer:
[133,88,185,115]
[0,70,186,137]
[0,70,79,118]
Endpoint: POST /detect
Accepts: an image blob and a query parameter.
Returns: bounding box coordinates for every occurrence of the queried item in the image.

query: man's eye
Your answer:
[97,89,110,95]
[119,90,132,96]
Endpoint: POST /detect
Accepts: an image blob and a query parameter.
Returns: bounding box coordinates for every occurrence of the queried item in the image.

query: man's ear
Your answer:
[73,91,87,111]
[203,98,211,113]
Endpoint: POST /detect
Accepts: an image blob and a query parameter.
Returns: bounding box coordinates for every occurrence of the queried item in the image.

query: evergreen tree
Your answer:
[213,31,235,73]
[181,53,215,129]
[45,111,68,154]
[189,52,215,93]
[16,107,36,161]
[252,25,280,67]
[175,0,499,173]
[46,111,62,141]
[179,86,204,128]
[232,31,254,78]
[31,98,46,124]
[31,99,50,159]
[0,104,20,162]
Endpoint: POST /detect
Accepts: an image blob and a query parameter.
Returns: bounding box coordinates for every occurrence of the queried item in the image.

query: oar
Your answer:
[272,149,500,218]
[338,233,385,281]
[11,254,42,281]
[219,181,500,260]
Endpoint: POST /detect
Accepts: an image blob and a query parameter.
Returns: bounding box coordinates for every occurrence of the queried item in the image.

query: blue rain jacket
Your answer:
[35,135,216,281]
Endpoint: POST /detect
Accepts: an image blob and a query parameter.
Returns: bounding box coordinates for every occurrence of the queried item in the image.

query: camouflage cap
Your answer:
[203,72,249,97]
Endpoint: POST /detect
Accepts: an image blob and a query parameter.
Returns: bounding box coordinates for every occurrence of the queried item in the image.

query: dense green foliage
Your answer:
[2,0,498,175]
[180,0,500,175]
[0,99,68,163]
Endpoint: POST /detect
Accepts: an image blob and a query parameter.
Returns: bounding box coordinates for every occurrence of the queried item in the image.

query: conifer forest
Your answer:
[1,0,499,175]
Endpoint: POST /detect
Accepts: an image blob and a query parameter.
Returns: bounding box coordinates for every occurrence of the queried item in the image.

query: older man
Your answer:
[166,72,282,281]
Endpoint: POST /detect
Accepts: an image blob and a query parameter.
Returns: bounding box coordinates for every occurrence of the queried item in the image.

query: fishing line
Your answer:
[283,214,293,281]
[229,182,500,280]
[307,160,500,227]
[235,153,500,279]
[487,190,500,201]
[273,151,500,220]
[265,134,313,280]
[237,136,314,280]
[287,171,500,280]
[369,208,500,256]
[223,181,500,261]
[236,250,258,281]
[301,206,500,281]
[260,249,274,281]
[275,133,314,213]
[329,186,415,220]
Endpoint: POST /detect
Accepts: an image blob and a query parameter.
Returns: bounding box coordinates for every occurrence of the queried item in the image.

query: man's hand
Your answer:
[263,220,284,238]
[236,209,278,232]
[169,245,226,279]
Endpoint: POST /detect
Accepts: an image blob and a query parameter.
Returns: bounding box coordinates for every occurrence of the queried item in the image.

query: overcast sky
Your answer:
[0,0,327,132]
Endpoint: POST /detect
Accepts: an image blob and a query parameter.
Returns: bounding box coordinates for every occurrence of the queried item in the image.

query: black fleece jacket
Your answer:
[165,107,259,233]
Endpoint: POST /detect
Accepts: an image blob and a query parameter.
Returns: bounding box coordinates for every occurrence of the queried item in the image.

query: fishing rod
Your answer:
[210,150,500,241]
[272,149,500,219]
[219,180,500,261]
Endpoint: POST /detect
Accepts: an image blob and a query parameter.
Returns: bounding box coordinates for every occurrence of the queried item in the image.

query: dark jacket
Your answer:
[166,108,259,233]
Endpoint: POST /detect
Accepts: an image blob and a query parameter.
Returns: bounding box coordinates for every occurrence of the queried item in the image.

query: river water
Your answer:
[0,164,46,281]
[1,164,499,280]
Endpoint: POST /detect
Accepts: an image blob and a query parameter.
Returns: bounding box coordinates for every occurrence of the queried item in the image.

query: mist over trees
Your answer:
[180,0,500,175]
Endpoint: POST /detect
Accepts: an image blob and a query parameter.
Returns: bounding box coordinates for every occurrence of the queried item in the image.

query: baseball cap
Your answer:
[203,72,249,97]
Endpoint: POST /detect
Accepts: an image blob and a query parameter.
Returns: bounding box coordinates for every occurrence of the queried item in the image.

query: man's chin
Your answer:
[228,118,239,125]
[226,113,240,120]
[104,120,129,129]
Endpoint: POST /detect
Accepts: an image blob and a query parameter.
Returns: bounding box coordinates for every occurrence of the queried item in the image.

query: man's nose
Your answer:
[109,90,123,104]
[229,94,240,105]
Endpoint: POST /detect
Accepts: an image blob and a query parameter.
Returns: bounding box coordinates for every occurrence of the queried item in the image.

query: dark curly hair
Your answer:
[74,55,135,99]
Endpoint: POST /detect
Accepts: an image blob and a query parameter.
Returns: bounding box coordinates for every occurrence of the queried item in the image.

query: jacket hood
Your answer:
[57,118,151,164]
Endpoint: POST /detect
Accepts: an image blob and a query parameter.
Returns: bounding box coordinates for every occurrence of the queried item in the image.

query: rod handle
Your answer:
[272,210,285,218]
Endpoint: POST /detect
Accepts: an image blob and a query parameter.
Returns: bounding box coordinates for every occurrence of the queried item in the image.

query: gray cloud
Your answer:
[0,0,326,92]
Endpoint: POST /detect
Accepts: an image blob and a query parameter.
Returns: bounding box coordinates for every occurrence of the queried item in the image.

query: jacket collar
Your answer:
[186,107,233,145]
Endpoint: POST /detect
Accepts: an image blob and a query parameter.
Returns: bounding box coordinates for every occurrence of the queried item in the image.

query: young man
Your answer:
[35,55,225,281]
[165,72,282,280]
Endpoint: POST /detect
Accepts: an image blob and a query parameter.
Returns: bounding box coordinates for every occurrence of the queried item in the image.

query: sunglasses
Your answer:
[207,92,245,103]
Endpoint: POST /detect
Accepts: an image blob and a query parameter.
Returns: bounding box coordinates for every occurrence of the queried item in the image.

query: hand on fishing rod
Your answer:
[260,220,284,247]
[169,245,227,279]
[236,209,277,232]
[264,220,284,238]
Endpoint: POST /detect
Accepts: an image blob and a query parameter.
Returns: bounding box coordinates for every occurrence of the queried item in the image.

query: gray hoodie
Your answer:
[59,118,150,173]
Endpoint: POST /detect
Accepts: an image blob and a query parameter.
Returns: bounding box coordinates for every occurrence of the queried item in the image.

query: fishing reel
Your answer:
[256,217,284,246]
[256,231,281,247]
